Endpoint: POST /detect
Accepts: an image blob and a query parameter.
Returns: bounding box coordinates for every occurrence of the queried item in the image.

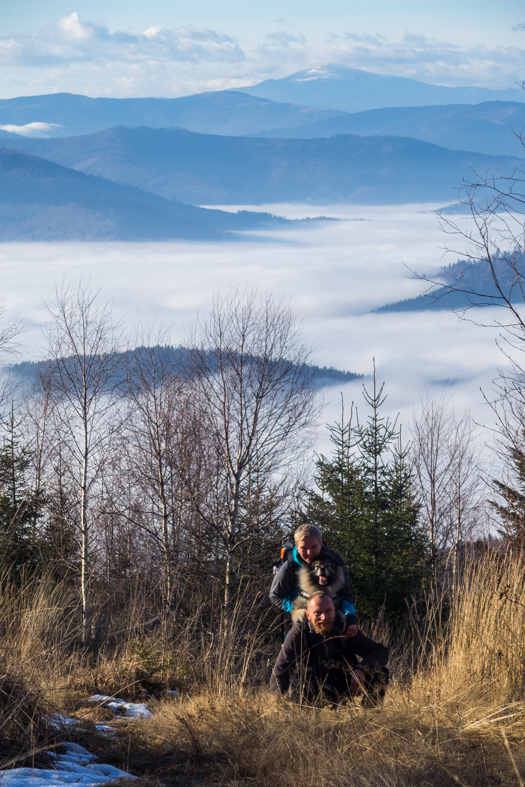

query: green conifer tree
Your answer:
[0,408,45,572]
[490,443,525,543]
[305,373,428,623]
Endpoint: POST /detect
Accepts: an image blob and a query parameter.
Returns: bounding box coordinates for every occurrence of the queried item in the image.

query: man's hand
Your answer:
[350,668,366,696]
[344,624,358,638]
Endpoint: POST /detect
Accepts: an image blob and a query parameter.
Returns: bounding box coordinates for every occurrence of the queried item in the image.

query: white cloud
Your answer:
[251,31,525,89]
[262,31,307,48]
[0,15,524,98]
[0,122,64,137]
[0,12,245,67]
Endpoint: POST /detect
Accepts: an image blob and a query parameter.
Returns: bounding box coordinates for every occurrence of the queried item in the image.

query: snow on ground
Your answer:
[0,695,161,786]
[47,715,79,729]
[87,695,152,719]
[0,743,135,787]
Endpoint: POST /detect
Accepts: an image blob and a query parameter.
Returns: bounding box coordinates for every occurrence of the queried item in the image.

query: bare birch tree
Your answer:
[44,284,121,645]
[120,330,188,613]
[411,395,483,569]
[186,290,318,607]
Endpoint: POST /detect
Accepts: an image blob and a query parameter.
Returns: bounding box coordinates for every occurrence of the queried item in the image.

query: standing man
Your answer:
[270,523,358,637]
[270,592,389,705]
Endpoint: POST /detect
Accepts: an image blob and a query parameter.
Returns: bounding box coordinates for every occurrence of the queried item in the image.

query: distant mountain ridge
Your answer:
[249,101,525,158]
[0,90,344,139]
[0,148,295,241]
[1,79,524,162]
[238,65,525,113]
[2,126,522,205]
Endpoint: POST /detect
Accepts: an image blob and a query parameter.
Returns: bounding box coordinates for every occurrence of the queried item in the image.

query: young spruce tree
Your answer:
[0,408,45,573]
[305,374,428,623]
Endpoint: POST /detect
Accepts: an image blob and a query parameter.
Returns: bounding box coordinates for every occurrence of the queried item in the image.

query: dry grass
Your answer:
[3,552,525,786]
[101,683,525,787]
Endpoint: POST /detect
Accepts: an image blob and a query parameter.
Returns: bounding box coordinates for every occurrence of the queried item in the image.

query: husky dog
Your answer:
[291,555,346,623]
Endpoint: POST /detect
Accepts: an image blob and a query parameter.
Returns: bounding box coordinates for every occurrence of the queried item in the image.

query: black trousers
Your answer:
[300,664,390,707]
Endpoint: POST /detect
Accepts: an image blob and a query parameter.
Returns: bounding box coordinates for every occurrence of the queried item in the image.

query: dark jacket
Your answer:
[269,545,357,625]
[270,617,388,695]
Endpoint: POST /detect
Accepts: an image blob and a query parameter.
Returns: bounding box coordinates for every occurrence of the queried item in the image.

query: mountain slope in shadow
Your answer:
[249,101,525,158]
[2,126,522,205]
[0,148,293,240]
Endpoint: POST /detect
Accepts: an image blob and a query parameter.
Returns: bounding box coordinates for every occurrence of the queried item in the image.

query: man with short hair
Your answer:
[270,593,389,705]
[270,523,358,637]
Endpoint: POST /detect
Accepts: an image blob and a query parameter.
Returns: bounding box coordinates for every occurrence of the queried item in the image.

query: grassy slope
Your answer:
[2,553,525,785]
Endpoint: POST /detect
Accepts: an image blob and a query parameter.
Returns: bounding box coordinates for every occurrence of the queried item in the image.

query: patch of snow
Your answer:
[94,724,117,738]
[0,743,135,787]
[47,714,79,729]
[166,690,178,698]
[87,695,152,719]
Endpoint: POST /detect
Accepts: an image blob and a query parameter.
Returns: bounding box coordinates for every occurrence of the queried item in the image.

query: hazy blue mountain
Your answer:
[249,101,525,158]
[0,90,344,138]
[375,254,525,312]
[238,65,525,113]
[0,148,294,240]
[2,126,521,205]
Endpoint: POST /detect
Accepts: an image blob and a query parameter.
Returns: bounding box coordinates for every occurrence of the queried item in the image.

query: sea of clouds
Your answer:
[0,202,510,446]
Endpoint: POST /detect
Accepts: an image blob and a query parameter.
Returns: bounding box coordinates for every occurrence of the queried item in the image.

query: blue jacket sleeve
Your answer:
[329,549,357,626]
[270,561,299,612]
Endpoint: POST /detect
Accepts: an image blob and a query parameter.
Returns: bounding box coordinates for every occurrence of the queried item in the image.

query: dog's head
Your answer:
[310,557,337,587]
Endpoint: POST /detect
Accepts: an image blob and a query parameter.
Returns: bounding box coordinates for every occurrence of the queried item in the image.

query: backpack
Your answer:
[272,535,295,575]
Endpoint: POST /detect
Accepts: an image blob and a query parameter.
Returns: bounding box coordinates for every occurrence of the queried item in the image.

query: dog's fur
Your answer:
[291,555,346,623]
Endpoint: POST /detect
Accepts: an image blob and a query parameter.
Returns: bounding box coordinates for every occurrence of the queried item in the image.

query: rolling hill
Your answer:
[0,148,294,240]
[238,65,525,114]
[2,126,522,205]
[0,90,344,139]
[9,347,362,390]
[249,101,525,158]
[374,254,525,312]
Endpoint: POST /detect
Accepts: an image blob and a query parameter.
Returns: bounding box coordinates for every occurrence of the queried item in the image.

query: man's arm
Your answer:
[329,549,357,630]
[347,630,389,674]
[269,623,303,694]
[269,561,299,612]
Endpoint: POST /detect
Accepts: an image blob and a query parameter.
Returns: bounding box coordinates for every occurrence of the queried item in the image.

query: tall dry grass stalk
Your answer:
[0,573,78,684]
[445,549,525,699]
[109,550,525,786]
[0,574,78,767]
[3,552,525,786]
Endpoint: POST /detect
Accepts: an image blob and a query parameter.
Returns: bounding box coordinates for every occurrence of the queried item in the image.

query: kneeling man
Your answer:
[270,591,389,705]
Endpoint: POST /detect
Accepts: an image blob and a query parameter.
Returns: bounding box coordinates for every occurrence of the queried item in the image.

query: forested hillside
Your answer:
[0,90,344,138]
[250,101,525,158]
[375,251,525,312]
[0,148,295,240]
[3,126,521,204]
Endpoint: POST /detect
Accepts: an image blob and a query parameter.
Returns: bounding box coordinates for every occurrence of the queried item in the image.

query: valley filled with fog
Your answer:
[0,201,505,440]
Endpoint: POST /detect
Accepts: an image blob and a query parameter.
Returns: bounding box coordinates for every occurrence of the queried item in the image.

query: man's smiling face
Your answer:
[306,594,335,635]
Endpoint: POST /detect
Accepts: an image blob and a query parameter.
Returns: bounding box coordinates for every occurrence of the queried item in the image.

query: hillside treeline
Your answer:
[0,285,518,660]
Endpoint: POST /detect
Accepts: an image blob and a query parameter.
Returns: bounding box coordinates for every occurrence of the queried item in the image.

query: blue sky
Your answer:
[1,0,524,98]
